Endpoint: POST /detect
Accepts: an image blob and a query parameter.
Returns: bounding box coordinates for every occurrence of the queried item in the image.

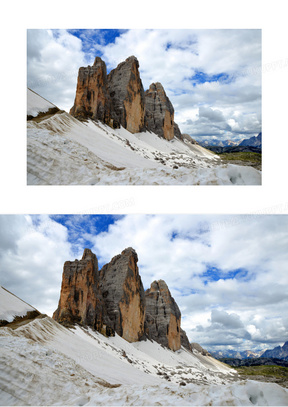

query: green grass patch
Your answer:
[236,365,288,379]
[219,152,261,164]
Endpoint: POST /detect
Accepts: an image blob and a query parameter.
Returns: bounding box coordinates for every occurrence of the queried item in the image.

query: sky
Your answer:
[27,29,261,143]
[1,214,287,353]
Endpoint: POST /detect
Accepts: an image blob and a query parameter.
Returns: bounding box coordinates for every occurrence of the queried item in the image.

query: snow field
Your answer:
[27,113,261,185]
[1,317,288,405]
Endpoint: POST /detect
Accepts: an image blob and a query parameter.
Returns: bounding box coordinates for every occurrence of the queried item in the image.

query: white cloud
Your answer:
[0,215,72,316]
[27,29,86,112]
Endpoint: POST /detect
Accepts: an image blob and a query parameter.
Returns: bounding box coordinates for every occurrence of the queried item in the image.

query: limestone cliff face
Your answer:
[53,248,192,352]
[144,83,175,141]
[70,57,114,126]
[70,56,182,140]
[53,249,107,331]
[107,56,146,133]
[145,280,181,351]
[99,247,146,342]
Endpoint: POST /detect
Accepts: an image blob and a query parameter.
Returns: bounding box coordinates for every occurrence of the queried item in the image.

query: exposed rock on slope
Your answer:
[144,82,175,141]
[99,247,146,342]
[107,56,146,134]
[191,342,211,356]
[145,280,181,351]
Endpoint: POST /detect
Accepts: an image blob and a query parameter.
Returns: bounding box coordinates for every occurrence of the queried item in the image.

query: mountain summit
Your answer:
[53,247,191,351]
[70,56,181,141]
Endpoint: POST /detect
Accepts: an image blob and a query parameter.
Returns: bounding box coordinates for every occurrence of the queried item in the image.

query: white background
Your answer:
[0,0,287,215]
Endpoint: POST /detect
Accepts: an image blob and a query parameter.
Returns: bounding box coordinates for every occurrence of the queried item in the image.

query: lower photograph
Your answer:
[1,214,288,406]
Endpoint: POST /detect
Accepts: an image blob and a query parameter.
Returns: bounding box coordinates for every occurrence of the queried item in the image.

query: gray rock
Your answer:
[180,328,192,352]
[107,56,146,133]
[99,247,146,342]
[145,280,181,351]
[144,82,175,141]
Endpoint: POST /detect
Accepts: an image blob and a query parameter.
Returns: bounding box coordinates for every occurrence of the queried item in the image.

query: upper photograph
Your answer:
[27,29,262,185]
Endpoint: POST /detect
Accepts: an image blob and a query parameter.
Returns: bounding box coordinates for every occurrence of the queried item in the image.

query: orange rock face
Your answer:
[52,249,106,331]
[70,57,114,126]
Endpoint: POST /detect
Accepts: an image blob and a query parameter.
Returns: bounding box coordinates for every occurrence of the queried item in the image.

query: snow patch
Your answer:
[0,286,36,323]
[27,88,57,117]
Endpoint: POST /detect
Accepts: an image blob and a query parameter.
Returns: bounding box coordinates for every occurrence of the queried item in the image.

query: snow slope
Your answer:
[27,88,58,118]
[1,315,288,405]
[27,90,261,185]
[0,286,36,323]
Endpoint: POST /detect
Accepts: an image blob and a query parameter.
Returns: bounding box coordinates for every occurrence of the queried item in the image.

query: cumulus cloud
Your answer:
[0,215,72,315]
[27,29,86,112]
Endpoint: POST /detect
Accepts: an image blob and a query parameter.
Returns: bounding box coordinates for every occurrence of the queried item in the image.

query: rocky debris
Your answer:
[144,280,181,351]
[107,56,146,133]
[70,57,115,126]
[191,342,211,356]
[99,247,146,342]
[144,82,175,141]
[182,133,199,145]
[70,56,182,140]
[53,249,108,332]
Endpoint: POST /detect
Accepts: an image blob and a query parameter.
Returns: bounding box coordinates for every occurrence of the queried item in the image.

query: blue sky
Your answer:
[27,29,261,142]
[1,214,287,352]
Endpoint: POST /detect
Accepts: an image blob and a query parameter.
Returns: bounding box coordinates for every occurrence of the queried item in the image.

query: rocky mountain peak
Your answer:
[81,248,96,260]
[93,56,104,67]
[53,248,191,351]
[70,55,182,140]
[145,279,181,351]
[144,82,175,141]
[107,55,146,134]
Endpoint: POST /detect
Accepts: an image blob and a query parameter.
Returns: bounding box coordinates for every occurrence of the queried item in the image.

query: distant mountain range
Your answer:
[239,132,262,148]
[197,132,262,150]
[210,340,288,363]
[210,349,265,360]
[218,357,288,368]
[261,341,288,360]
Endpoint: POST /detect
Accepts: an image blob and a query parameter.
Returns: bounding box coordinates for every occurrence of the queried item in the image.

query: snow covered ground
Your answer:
[1,315,288,405]
[27,89,261,185]
[27,88,58,118]
[0,286,37,323]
